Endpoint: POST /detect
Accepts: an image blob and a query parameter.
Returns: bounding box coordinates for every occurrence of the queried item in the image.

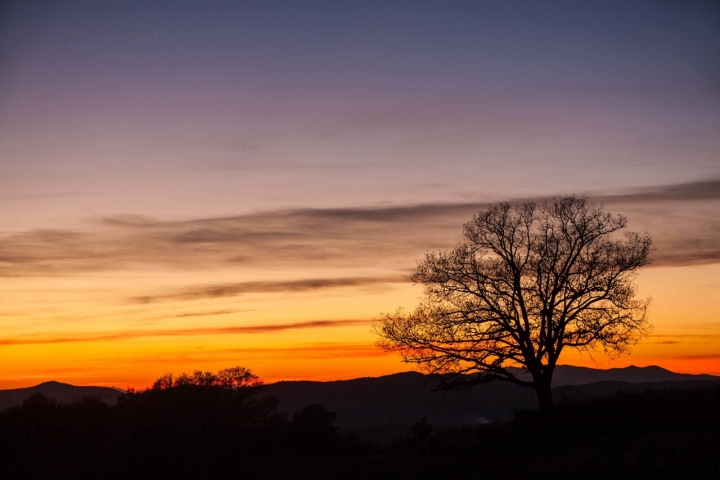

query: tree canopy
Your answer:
[375,196,653,411]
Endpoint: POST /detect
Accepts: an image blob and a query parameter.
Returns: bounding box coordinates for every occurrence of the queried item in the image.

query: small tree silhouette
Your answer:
[217,366,263,391]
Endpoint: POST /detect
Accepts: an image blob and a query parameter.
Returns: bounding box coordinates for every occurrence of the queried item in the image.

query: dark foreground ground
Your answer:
[1,383,718,480]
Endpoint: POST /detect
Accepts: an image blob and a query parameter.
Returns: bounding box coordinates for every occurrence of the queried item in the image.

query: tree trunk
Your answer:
[534,377,555,412]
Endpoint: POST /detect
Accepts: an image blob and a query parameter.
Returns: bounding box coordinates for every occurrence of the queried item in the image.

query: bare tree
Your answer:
[217,366,264,390]
[150,366,262,392]
[151,373,174,390]
[374,196,653,411]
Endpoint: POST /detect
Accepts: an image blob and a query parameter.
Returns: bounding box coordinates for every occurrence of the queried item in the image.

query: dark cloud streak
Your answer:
[0,319,371,346]
[595,179,720,203]
[0,179,718,277]
[133,276,408,303]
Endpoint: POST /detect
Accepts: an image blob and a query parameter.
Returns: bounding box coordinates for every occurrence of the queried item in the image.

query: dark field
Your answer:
[1,382,718,480]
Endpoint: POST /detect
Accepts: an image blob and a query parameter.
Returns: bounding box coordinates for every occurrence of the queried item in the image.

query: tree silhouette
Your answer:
[375,196,653,411]
[149,366,262,392]
[217,366,264,390]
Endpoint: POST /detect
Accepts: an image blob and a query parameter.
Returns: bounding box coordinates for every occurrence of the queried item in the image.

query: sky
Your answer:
[1,0,719,388]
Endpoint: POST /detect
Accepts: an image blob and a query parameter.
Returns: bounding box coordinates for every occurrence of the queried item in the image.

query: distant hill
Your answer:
[265,365,719,427]
[2,366,717,424]
[546,364,718,386]
[0,381,123,411]
[266,371,534,426]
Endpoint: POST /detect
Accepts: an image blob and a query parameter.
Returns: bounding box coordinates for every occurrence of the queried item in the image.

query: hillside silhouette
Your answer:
[0,381,122,411]
[0,375,718,479]
[2,366,717,430]
[264,366,718,428]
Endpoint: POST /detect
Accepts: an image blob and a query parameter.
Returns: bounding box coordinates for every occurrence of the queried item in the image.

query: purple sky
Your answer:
[2,0,718,230]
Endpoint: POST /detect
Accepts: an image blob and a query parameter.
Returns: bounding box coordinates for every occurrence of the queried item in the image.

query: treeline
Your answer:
[1,368,719,479]
[0,367,366,480]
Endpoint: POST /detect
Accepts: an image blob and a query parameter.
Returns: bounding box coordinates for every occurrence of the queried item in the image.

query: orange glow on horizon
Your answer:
[1,256,718,390]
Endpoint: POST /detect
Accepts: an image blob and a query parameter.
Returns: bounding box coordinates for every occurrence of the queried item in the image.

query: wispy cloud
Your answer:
[181,343,393,361]
[132,276,407,303]
[0,319,371,346]
[596,179,720,203]
[106,343,393,368]
[0,179,718,277]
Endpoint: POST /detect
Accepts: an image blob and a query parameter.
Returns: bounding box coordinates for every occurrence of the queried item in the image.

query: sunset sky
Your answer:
[1,0,719,389]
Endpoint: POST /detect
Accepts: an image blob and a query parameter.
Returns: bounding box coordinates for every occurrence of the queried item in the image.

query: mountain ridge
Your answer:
[2,365,717,423]
[0,381,124,411]
[265,366,719,426]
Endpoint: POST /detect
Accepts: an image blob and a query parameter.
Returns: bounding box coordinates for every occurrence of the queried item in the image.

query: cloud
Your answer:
[0,178,718,278]
[0,319,371,346]
[598,182,720,267]
[132,275,407,303]
[650,246,720,267]
[0,203,472,277]
[596,179,720,203]
[104,343,393,370]
[173,342,394,362]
